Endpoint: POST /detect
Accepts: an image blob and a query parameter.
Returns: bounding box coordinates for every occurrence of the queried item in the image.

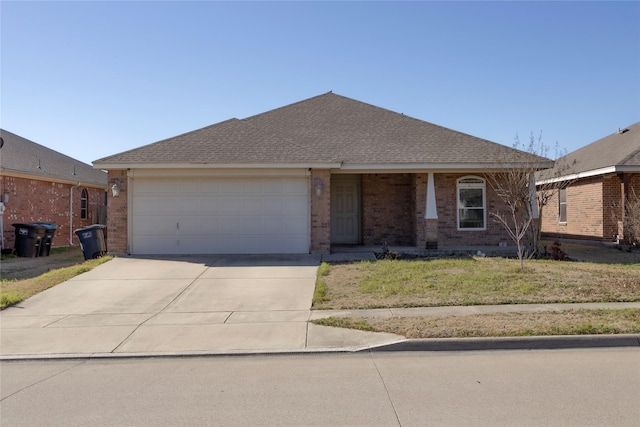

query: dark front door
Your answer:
[331,175,361,244]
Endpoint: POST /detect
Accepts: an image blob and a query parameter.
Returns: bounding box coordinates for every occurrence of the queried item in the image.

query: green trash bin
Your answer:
[12,223,46,257]
[74,224,107,260]
[32,222,57,257]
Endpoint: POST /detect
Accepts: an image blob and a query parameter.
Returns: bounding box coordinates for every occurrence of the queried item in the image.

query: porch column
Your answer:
[424,172,438,249]
[529,173,539,219]
[425,172,438,219]
[414,173,438,249]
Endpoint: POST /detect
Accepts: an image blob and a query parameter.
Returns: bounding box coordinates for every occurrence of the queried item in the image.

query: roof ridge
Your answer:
[241,92,335,121]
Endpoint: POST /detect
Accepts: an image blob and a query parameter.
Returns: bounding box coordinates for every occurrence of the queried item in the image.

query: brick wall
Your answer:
[106,170,128,254]
[539,175,625,242]
[0,175,106,249]
[435,174,514,248]
[413,173,428,247]
[310,169,331,253]
[361,174,414,245]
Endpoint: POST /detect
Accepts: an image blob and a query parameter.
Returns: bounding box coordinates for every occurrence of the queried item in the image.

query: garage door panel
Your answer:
[282,197,309,214]
[220,197,244,214]
[131,176,309,254]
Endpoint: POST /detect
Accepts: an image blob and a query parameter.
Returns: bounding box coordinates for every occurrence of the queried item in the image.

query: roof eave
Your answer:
[93,162,343,170]
[536,165,640,185]
[94,161,554,172]
[0,169,108,188]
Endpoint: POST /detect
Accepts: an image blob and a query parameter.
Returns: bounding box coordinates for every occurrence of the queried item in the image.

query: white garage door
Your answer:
[130,176,310,254]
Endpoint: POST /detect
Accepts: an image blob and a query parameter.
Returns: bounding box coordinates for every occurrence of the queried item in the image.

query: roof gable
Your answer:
[0,129,107,187]
[94,92,550,169]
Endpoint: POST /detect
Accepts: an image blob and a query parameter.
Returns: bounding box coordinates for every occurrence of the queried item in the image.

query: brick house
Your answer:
[94,93,551,255]
[537,122,640,243]
[0,129,108,250]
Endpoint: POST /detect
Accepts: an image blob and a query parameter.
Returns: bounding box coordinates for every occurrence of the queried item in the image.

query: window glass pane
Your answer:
[559,189,567,222]
[457,177,485,229]
[459,208,484,228]
[559,204,567,223]
[459,188,483,208]
[459,178,484,184]
[81,189,88,219]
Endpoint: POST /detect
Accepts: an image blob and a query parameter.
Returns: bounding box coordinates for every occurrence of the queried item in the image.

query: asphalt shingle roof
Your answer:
[538,121,640,180]
[0,129,107,187]
[94,92,549,168]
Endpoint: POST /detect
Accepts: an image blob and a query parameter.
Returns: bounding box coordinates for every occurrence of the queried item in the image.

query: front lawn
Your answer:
[311,256,640,338]
[312,257,640,310]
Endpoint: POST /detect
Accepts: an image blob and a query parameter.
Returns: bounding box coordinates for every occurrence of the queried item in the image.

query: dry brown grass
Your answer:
[313,257,640,310]
[361,309,640,338]
[312,243,640,337]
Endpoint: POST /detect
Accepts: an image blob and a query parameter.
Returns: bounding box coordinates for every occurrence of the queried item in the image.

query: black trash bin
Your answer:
[12,223,46,257]
[74,224,107,260]
[32,222,57,257]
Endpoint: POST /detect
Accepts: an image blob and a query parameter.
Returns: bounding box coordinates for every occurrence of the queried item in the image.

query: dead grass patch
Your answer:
[313,309,640,338]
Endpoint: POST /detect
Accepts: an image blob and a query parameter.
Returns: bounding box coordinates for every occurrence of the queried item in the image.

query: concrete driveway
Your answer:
[0,255,402,358]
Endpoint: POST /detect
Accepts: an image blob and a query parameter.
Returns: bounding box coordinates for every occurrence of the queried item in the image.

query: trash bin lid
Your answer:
[75,224,106,231]
[31,222,57,230]
[12,223,46,230]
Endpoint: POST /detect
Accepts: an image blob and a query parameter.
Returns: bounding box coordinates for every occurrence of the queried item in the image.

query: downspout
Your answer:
[69,182,80,245]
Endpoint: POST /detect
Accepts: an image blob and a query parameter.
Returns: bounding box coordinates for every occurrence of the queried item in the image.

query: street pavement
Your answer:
[1,255,639,359]
[2,349,639,426]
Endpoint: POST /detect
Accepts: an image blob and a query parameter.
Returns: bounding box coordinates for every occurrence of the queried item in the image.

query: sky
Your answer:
[1,1,639,166]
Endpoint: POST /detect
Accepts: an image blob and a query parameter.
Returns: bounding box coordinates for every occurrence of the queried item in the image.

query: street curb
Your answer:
[367,334,640,352]
[2,335,639,362]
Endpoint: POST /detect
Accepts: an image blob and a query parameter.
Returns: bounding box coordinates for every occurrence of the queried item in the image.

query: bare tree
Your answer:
[485,164,533,271]
[485,132,576,271]
[611,188,640,247]
[624,189,640,246]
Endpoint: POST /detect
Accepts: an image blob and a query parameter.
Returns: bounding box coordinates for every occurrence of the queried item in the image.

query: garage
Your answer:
[130,174,310,254]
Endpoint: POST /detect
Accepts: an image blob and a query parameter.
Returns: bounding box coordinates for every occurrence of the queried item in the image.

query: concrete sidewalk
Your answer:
[1,255,639,360]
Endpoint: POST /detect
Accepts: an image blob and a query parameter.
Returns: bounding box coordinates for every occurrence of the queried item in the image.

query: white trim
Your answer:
[456,175,487,231]
[127,168,310,179]
[529,173,539,219]
[425,172,438,219]
[95,161,553,173]
[337,162,553,171]
[536,165,640,185]
[94,162,342,170]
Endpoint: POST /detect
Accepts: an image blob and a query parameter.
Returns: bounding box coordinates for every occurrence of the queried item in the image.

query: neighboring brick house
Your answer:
[0,129,108,250]
[537,122,640,243]
[94,93,551,255]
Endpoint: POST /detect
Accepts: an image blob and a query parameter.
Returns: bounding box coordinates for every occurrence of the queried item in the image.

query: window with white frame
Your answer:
[457,177,486,230]
[80,189,88,219]
[558,188,567,223]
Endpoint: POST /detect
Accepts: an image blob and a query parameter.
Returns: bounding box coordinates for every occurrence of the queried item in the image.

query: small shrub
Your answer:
[317,262,331,277]
[551,241,567,261]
